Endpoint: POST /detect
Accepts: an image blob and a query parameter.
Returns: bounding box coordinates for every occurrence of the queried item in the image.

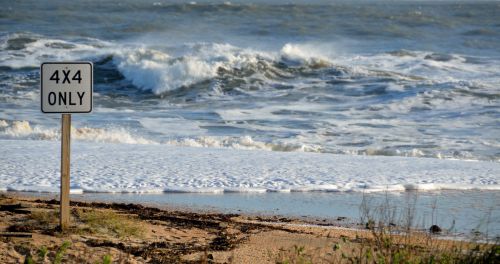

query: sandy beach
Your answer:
[0,192,364,263]
[1,193,497,263]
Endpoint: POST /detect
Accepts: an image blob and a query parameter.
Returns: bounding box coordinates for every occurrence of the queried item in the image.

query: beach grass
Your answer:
[75,208,145,238]
[274,191,499,264]
[275,238,499,264]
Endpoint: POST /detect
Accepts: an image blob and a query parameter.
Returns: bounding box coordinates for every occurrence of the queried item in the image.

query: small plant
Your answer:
[53,241,71,264]
[101,254,112,264]
[275,245,314,264]
[37,245,48,261]
[23,255,34,264]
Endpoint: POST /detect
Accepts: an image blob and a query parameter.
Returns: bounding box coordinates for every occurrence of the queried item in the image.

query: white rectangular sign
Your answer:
[41,62,93,113]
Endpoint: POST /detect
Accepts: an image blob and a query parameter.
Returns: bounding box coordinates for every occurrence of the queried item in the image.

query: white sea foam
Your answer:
[111,41,499,95]
[113,43,273,94]
[165,135,311,152]
[2,33,496,96]
[1,34,498,162]
[0,120,155,144]
[280,43,333,68]
[0,140,498,194]
[0,33,110,68]
[338,50,500,88]
[0,119,488,161]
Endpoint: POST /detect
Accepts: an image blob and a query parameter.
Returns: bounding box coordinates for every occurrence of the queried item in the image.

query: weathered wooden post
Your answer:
[41,62,93,230]
[60,113,71,229]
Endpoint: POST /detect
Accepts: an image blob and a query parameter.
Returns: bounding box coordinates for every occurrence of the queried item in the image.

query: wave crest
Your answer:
[114,43,278,94]
[0,119,155,144]
[0,32,108,69]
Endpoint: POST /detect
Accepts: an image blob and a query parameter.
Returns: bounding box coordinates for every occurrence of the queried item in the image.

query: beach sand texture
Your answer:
[1,194,495,264]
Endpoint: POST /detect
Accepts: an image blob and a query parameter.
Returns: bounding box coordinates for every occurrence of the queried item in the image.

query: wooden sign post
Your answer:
[41,62,93,230]
[60,114,71,229]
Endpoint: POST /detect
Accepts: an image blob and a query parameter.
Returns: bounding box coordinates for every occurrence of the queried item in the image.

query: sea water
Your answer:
[0,0,499,234]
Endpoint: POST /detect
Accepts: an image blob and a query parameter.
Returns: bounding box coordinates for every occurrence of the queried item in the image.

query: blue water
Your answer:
[0,0,499,161]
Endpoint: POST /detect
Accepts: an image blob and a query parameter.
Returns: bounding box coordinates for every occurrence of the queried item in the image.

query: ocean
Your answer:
[0,0,499,234]
[1,0,499,161]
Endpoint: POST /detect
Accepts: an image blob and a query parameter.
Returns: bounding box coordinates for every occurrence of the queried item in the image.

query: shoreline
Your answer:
[0,192,374,263]
[4,189,499,239]
[2,191,360,231]
[1,192,498,263]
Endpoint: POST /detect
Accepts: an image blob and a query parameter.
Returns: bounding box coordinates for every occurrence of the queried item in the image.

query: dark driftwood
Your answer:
[0,232,32,238]
[0,204,23,211]
[0,204,30,214]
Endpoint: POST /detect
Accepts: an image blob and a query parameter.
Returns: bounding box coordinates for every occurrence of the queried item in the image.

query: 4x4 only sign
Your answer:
[40,61,93,230]
[41,62,93,113]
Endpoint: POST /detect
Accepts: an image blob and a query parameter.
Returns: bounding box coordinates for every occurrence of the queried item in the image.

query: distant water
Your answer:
[1,0,499,161]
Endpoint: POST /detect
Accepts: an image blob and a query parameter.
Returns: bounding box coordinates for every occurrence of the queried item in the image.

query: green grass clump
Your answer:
[76,208,145,238]
[101,254,112,264]
[21,241,70,264]
[53,241,71,264]
[37,246,48,261]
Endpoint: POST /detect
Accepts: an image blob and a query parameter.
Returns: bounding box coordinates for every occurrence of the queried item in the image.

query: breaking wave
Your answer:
[0,120,155,144]
[0,33,110,69]
[2,33,499,96]
[1,33,498,162]
[0,119,487,161]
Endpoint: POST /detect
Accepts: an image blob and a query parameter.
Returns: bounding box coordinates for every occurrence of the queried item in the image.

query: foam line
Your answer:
[0,140,498,194]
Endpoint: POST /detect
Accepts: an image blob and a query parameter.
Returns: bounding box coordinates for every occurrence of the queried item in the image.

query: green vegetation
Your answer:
[75,208,145,238]
[101,254,112,264]
[24,255,34,264]
[37,246,48,261]
[20,241,70,264]
[10,207,143,263]
[20,241,117,264]
[26,207,145,238]
[53,241,70,264]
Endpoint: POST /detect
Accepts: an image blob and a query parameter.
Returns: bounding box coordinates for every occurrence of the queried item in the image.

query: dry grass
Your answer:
[75,208,145,238]
[274,191,500,264]
[23,207,145,239]
[275,235,499,264]
[29,209,59,226]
